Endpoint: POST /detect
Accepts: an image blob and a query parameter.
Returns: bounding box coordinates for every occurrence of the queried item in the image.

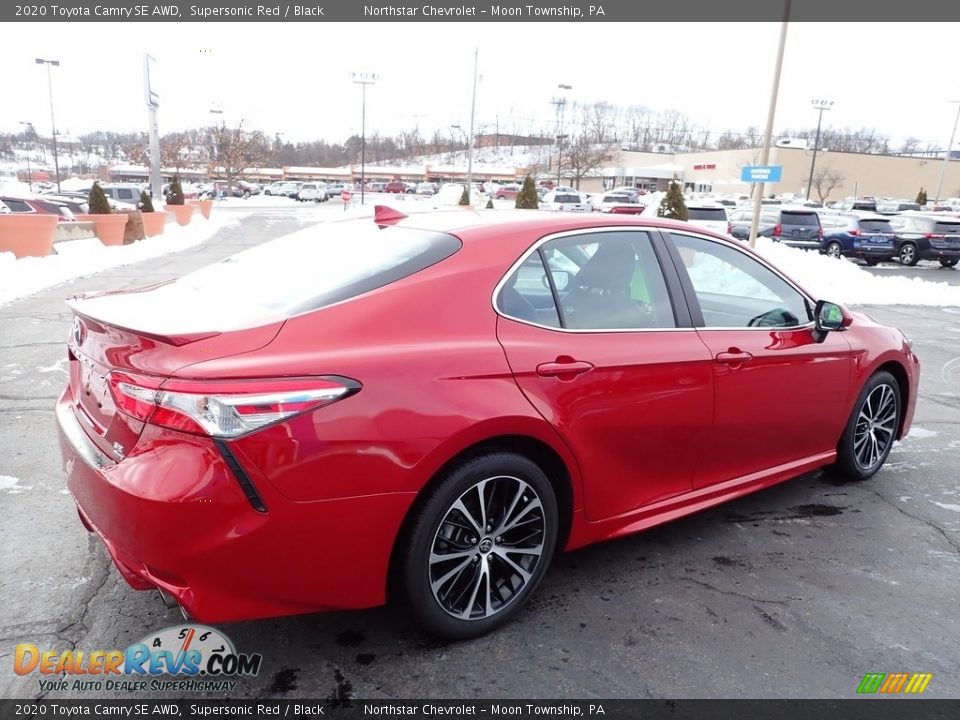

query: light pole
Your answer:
[36,58,61,192]
[552,83,572,186]
[465,48,479,204]
[19,121,34,191]
[351,72,378,205]
[805,98,833,200]
[934,100,960,204]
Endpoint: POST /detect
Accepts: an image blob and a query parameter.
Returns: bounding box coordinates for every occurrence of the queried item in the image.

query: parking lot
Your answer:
[1,206,958,700]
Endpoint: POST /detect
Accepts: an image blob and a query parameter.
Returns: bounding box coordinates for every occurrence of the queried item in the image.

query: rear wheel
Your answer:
[863,258,879,266]
[834,371,901,480]
[825,241,842,258]
[898,243,919,266]
[939,258,959,268]
[399,452,558,639]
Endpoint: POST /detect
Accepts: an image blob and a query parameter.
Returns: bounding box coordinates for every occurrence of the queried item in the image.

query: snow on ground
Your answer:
[216,195,300,208]
[753,238,959,306]
[0,212,249,307]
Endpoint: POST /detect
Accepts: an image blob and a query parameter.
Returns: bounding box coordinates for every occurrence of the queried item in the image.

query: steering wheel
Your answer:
[747,307,795,327]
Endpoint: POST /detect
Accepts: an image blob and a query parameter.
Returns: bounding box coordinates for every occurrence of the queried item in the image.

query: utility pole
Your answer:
[465,48,479,204]
[934,100,960,203]
[550,84,572,187]
[748,1,790,249]
[19,122,34,191]
[805,99,833,200]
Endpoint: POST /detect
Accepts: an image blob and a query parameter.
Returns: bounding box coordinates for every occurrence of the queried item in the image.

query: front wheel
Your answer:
[399,452,558,639]
[939,258,959,268]
[833,371,901,480]
[825,241,842,258]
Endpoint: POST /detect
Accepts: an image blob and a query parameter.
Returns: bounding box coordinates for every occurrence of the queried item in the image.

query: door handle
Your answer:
[715,350,753,365]
[536,358,594,378]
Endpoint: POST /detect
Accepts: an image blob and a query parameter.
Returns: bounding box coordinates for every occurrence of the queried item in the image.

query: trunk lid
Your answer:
[65,286,284,461]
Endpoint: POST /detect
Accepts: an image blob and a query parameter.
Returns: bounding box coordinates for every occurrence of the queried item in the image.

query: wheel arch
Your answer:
[875,359,910,439]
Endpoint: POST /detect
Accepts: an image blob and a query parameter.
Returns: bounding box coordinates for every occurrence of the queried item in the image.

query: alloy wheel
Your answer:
[826,242,842,258]
[429,475,546,620]
[899,244,916,265]
[853,383,898,471]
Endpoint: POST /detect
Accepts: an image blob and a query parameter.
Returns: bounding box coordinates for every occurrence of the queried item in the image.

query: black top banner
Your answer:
[3,0,959,22]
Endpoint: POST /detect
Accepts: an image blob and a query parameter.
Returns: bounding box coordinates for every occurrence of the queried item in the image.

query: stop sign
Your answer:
[341,190,352,202]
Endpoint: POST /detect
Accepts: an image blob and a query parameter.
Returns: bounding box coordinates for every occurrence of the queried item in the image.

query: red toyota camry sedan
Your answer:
[57,209,919,638]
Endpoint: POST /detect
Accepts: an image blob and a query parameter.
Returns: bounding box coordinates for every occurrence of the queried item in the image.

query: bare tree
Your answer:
[207,121,269,194]
[899,137,921,155]
[123,132,191,170]
[813,165,845,204]
[564,135,616,189]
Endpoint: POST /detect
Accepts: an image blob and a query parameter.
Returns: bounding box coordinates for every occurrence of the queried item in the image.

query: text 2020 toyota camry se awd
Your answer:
[57,208,919,638]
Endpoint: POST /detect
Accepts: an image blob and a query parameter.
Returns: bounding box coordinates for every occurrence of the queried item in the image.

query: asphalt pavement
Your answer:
[1,207,957,700]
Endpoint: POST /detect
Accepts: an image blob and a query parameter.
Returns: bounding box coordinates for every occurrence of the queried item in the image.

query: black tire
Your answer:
[898,243,919,266]
[863,258,879,266]
[939,258,959,268]
[825,241,842,259]
[399,452,558,639]
[833,371,901,480]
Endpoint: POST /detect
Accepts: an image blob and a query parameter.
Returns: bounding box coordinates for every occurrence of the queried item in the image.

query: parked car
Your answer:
[39,194,89,215]
[100,184,147,206]
[494,184,522,200]
[685,204,731,235]
[384,181,412,194]
[366,181,386,193]
[607,186,641,201]
[834,199,878,213]
[56,210,919,639]
[415,182,436,196]
[886,212,960,267]
[325,182,353,199]
[589,192,645,214]
[0,199,9,214]
[875,200,921,215]
[271,182,301,199]
[540,190,591,213]
[297,182,328,202]
[263,182,287,196]
[728,206,822,249]
[818,212,897,265]
[0,195,76,221]
[728,209,779,240]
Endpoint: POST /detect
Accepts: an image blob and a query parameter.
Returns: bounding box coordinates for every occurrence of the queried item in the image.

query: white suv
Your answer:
[685,203,731,235]
[297,182,327,202]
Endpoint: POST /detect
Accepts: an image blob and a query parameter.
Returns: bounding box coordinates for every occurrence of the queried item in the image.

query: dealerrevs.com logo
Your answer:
[14,625,262,694]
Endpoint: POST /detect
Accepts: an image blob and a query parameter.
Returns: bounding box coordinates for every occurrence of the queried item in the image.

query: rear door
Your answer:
[664,231,852,487]
[496,228,714,520]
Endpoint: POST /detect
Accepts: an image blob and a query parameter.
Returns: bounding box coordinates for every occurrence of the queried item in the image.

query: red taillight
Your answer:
[109,372,360,438]
[819,227,824,239]
[727,221,733,235]
[773,224,782,237]
[849,229,860,236]
[924,233,944,239]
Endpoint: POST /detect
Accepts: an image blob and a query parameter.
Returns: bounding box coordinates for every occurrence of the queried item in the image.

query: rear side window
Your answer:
[934,222,960,234]
[554,194,581,203]
[781,211,820,227]
[170,224,461,316]
[687,208,727,221]
[859,220,894,233]
[2,199,33,212]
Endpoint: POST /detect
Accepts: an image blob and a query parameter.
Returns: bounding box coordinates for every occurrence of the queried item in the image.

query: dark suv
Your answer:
[818,212,897,265]
[728,207,823,248]
[887,213,960,267]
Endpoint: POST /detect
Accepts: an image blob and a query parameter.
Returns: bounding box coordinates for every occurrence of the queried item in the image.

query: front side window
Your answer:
[670,233,810,329]
[498,231,676,330]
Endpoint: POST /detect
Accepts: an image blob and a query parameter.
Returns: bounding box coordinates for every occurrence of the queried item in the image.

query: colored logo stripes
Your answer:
[857,672,932,694]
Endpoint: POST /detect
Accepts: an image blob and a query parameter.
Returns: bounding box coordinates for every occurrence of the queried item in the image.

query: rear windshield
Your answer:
[687,208,727,221]
[934,222,960,234]
[171,223,461,316]
[859,220,894,233]
[781,211,820,226]
[554,194,582,203]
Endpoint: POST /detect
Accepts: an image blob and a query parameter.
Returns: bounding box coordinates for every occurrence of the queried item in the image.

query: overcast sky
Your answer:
[3,22,958,148]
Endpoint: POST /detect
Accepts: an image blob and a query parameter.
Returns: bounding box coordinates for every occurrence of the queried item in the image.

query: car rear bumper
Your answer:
[777,238,821,249]
[919,248,960,260]
[56,389,414,623]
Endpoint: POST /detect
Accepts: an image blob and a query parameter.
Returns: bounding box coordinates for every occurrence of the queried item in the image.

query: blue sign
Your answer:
[741,165,783,183]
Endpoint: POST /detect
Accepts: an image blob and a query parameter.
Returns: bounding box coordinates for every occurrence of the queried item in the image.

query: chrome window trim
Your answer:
[491,225,695,334]
[666,230,817,331]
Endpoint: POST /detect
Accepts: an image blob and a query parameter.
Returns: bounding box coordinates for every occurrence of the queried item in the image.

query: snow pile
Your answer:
[215,195,299,208]
[754,238,959,306]
[0,212,249,307]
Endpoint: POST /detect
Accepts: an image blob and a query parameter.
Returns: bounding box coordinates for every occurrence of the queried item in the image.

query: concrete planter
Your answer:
[141,211,169,237]
[165,204,194,227]
[74,213,128,246]
[0,213,59,258]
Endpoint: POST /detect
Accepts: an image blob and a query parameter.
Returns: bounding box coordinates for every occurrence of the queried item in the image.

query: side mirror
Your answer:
[813,300,846,342]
